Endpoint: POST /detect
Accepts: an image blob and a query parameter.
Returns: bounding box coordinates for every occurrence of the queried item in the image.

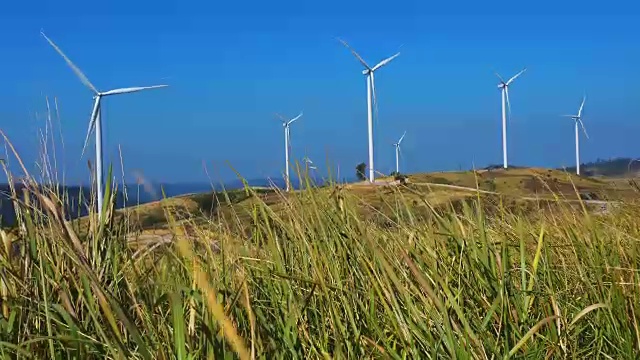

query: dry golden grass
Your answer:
[120,168,638,236]
[3,163,640,358]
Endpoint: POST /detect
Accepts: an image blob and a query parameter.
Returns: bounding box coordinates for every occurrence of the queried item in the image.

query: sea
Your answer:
[0,176,332,227]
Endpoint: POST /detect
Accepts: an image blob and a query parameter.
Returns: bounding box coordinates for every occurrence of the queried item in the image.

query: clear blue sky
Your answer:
[1,0,639,184]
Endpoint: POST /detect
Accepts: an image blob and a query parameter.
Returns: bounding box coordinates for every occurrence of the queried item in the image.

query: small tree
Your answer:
[355,162,367,181]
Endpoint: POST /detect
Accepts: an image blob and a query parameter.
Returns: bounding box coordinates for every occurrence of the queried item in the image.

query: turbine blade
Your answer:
[337,38,371,70]
[495,72,506,84]
[101,85,168,96]
[287,112,303,125]
[275,112,288,125]
[371,52,400,71]
[398,131,406,144]
[505,87,512,122]
[579,119,589,139]
[562,115,577,118]
[506,67,527,85]
[578,95,586,118]
[41,31,98,94]
[371,72,379,121]
[82,97,101,158]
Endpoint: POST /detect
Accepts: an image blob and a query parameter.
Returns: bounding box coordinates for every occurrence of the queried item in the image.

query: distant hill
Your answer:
[126,167,640,232]
[562,157,640,177]
[0,183,212,227]
[0,175,329,227]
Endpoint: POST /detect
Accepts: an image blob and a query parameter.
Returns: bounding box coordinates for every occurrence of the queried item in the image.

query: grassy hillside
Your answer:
[2,166,640,358]
[122,167,639,234]
[406,167,637,198]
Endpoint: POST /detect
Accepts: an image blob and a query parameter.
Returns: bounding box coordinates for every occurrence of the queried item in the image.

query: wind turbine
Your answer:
[41,31,168,216]
[303,156,317,170]
[276,112,303,192]
[563,96,588,175]
[392,131,406,174]
[339,38,400,183]
[495,68,526,169]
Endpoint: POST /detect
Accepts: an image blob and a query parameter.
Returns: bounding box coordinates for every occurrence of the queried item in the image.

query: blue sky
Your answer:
[1,0,639,185]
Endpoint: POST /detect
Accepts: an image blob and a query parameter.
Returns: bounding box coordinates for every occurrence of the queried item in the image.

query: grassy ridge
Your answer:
[123,168,636,234]
[1,166,640,358]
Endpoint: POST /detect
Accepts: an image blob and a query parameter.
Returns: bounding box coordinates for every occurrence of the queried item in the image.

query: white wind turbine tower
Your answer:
[277,112,303,192]
[339,38,400,183]
[41,31,168,216]
[495,68,526,169]
[563,96,588,175]
[393,131,406,174]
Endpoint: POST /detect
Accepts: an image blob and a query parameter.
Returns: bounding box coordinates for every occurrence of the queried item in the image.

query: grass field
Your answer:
[123,167,638,235]
[2,164,640,358]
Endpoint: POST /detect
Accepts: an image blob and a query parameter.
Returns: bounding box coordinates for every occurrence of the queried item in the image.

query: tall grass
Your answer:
[1,140,640,358]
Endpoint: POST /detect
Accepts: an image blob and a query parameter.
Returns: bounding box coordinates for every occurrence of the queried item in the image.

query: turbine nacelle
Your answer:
[338,38,399,76]
[496,68,526,89]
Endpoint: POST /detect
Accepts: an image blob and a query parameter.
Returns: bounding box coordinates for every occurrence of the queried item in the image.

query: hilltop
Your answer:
[120,167,639,237]
[5,158,635,228]
[4,166,636,236]
[483,158,640,177]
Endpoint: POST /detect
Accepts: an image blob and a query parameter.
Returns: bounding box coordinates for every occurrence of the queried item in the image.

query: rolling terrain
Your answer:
[120,167,640,242]
[0,177,323,227]
[4,164,640,358]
